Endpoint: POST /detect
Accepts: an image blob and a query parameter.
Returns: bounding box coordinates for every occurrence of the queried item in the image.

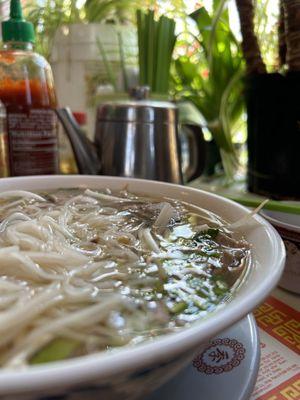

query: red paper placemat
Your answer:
[251,290,300,400]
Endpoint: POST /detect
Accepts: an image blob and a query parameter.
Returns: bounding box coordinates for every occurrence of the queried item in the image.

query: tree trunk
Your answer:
[278,0,287,68]
[235,0,266,74]
[283,0,300,71]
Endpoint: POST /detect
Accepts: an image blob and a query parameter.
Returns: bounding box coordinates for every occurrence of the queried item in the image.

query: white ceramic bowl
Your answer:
[261,210,300,294]
[0,176,285,400]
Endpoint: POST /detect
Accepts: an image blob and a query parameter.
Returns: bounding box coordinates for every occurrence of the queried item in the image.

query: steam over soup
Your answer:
[0,188,251,368]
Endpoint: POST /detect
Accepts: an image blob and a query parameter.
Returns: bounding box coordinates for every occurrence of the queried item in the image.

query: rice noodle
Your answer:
[85,189,136,203]
[0,284,62,333]
[140,228,160,253]
[0,199,25,212]
[0,212,31,232]
[154,202,176,228]
[0,190,46,202]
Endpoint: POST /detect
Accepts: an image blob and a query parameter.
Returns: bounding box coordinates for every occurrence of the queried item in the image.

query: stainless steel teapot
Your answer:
[57,87,205,184]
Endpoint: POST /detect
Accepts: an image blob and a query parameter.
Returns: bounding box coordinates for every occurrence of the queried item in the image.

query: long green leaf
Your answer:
[227,196,300,216]
[147,10,155,88]
[96,37,118,91]
[117,31,129,92]
[208,0,227,69]
[219,69,244,152]
[155,17,168,92]
[137,10,176,94]
[137,10,146,85]
[190,7,212,56]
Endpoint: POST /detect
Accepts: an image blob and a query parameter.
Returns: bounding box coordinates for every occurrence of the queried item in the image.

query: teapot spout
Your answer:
[56,108,101,175]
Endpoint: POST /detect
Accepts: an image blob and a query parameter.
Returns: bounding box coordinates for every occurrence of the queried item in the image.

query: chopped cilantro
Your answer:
[194,228,220,241]
[30,338,80,364]
[170,301,188,314]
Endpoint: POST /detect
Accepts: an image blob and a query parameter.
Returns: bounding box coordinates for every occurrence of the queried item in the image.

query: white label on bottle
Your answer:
[7,109,59,176]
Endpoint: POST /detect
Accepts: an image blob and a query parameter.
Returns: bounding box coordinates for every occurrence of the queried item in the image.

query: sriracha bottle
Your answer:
[0,0,59,176]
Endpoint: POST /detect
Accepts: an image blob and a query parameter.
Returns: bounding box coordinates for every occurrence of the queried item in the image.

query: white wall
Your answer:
[51,23,137,138]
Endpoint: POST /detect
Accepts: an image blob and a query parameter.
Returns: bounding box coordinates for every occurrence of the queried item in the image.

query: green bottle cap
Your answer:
[2,0,35,43]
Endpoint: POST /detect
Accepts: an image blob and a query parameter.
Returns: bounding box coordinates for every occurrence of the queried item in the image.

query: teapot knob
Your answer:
[129,86,150,100]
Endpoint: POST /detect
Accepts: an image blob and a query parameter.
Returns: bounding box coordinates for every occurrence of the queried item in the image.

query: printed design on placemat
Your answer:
[193,338,246,375]
[255,372,300,400]
[254,297,300,355]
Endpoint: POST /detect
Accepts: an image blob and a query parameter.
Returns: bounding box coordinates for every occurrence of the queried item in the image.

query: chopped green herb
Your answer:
[194,228,220,241]
[213,280,229,296]
[30,338,80,365]
[170,301,188,314]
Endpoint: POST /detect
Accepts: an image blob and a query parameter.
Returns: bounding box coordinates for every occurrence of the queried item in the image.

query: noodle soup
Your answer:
[0,188,250,368]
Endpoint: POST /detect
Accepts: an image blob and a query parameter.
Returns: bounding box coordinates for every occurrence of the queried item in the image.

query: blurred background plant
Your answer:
[254,0,279,72]
[0,0,280,181]
[22,0,188,60]
[172,0,245,180]
[25,0,140,59]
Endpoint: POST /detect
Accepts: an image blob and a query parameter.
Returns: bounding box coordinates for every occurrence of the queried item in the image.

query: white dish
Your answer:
[0,175,285,399]
[261,210,300,232]
[147,314,260,400]
[261,210,300,294]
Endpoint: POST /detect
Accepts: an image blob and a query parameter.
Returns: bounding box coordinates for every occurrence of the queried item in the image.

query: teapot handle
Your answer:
[180,124,206,183]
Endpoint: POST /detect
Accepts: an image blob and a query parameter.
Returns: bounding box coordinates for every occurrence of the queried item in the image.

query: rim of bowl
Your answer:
[0,176,286,393]
[260,210,300,233]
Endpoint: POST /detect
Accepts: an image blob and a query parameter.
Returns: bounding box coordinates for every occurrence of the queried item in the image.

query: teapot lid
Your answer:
[97,86,177,123]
